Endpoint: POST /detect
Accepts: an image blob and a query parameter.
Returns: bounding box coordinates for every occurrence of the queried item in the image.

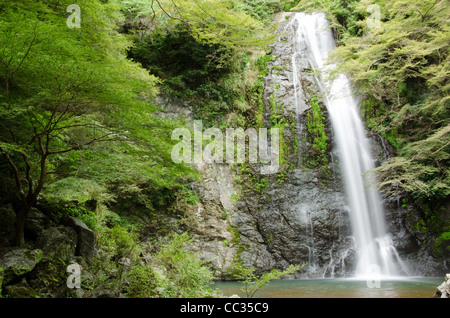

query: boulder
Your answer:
[0,249,43,285]
[0,204,16,247]
[24,207,55,240]
[36,226,77,260]
[434,274,450,298]
[61,216,98,262]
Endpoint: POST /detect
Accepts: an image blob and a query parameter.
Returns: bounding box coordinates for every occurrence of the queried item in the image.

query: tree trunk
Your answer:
[16,205,30,246]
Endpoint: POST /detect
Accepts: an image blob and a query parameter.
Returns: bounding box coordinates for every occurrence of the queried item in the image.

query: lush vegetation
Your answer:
[305,95,329,174]
[0,0,448,298]
[0,0,304,298]
[295,0,449,256]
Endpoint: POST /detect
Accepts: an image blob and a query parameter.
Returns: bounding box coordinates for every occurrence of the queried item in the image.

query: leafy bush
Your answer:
[432,231,450,258]
[152,232,217,298]
[61,205,98,232]
[305,95,330,174]
[128,24,231,92]
[98,225,140,261]
[125,265,159,298]
[232,262,303,298]
[38,198,99,231]
[125,233,219,298]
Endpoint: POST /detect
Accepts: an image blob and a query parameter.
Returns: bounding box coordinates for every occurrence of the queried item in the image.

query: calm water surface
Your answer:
[212,277,442,298]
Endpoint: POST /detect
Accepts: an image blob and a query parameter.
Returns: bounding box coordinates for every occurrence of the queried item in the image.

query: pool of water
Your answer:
[212,277,442,298]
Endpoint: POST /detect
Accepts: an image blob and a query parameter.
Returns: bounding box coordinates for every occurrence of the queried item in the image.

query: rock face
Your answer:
[228,14,353,277]
[228,13,450,278]
[25,207,55,240]
[61,216,98,262]
[149,13,447,278]
[0,214,98,298]
[36,226,78,260]
[189,163,239,277]
[236,176,353,277]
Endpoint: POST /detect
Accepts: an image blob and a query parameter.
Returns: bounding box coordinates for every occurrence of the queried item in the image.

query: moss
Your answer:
[4,282,40,298]
[414,219,429,234]
[305,95,330,177]
[27,256,69,297]
[431,232,450,258]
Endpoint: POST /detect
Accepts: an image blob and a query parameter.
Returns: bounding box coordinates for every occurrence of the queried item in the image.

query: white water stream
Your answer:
[290,12,409,278]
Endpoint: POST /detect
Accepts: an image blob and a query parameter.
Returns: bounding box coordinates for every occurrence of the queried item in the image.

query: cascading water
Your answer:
[290,12,408,278]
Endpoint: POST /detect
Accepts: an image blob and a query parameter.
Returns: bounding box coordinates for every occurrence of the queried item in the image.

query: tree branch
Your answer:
[420,0,440,22]
[154,0,185,23]
[10,22,39,80]
[48,133,122,156]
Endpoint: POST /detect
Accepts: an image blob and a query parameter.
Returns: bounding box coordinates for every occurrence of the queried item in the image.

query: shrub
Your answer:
[125,233,220,298]
[153,233,218,298]
[98,225,139,261]
[125,265,159,298]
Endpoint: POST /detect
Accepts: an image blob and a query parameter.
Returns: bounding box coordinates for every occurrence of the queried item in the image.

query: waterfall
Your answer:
[290,12,407,278]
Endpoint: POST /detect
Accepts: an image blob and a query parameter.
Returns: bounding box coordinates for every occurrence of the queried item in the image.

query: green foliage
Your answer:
[98,225,140,261]
[126,233,219,298]
[234,1,278,23]
[61,205,98,232]
[122,0,271,49]
[0,0,199,246]
[43,177,113,207]
[328,0,449,201]
[231,0,295,23]
[122,0,274,128]
[185,190,200,206]
[292,0,363,44]
[414,219,429,235]
[432,231,450,258]
[305,95,329,174]
[128,23,231,92]
[37,197,99,231]
[254,176,270,193]
[307,96,329,154]
[232,262,303,298]
[125,265,159,298]
[269,91,299,178]
[0,267,3,296]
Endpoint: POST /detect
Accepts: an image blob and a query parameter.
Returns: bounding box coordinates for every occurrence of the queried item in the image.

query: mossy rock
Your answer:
[36,226,77,261]
[0,249,43,286]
